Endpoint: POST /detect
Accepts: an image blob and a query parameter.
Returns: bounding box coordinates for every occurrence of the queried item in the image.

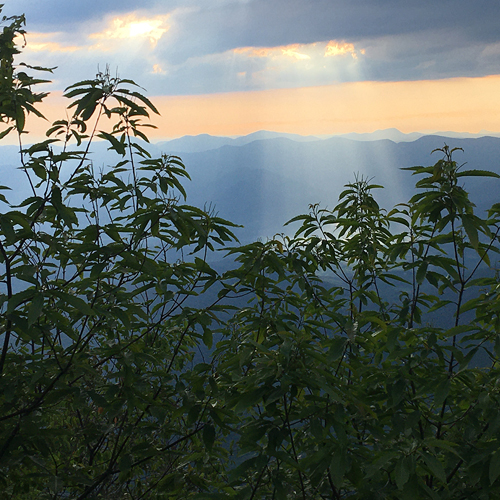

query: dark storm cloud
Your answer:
[8,0,161,29]
[14,0,500,49]
[160,0,500,63]
[9,0,500,96]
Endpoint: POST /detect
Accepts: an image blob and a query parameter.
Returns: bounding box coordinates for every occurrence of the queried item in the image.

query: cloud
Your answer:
[8,0,500,141]
[233,40,364,62]
[138,39,366,95]
[89,13,170,48]
[8,0,164,29]
[155,0,500,63]
[18,33,83,53]
[10,0,500,99]
[281,46,310,60]
[16,10,173,94]
[13,0,500,54]
[234,47,274,58]
[234,44,313,60]
[152,64,166,74]
[325,41,364,59]
[19,12,170,56]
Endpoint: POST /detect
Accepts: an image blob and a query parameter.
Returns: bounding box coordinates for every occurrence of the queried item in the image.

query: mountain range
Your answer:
[158,132,500,242]
[1,130,500,243]
[157,128,500,154]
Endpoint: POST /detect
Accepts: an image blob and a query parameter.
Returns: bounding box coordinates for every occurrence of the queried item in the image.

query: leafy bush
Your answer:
[0,11,237,499]
[217,154,500,499]
[1,9,500,500]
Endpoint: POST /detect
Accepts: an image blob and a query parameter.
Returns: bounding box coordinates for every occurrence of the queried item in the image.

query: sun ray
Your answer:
[90,14,170,47]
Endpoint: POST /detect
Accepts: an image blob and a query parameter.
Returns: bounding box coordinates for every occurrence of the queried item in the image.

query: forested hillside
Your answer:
[177,134,500,242]
[3,134,500,243]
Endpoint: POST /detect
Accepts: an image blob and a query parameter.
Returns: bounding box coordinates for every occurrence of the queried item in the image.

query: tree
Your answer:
[215,149,500,499]
[0,10,237,499]
[2,8,500,500]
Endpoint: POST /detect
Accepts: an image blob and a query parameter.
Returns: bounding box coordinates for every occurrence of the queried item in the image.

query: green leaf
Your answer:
[98,131,126,156]
[15,106,25,132]
[203,328,213,350]
[7,289,35,314]
[0,215,15,243]
[416,259,429,285]
[490,452,500,485]
[119,454,132,473]
[330,450,348,486]
[395,458,410,490]
[51,186,63,210]
[434,379,450,407]
[90,262,107,278]
[27,292,44,326]
[425,439,461,456]
[461,214,479,249]
[234,389,266,413]
[456,169,500,178]
[53,291,94,316]
[203,424,216,452]
[421,452,447,484]
[0,126,14,139]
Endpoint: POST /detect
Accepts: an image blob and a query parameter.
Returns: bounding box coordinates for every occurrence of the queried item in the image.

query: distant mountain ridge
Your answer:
[155,130,322,154]
[156,128,500,154]
[172,135,500,241]
[2,133,500,242]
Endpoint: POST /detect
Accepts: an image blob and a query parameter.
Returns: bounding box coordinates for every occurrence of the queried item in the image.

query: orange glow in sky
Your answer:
[89,14,169,47]
[16,74,500,144]
[324,41,359,58]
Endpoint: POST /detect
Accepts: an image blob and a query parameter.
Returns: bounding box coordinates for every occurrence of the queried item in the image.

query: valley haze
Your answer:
[2,129,500,243]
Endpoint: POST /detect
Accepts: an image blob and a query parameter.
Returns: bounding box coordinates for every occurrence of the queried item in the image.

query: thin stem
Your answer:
[0,241,13,376]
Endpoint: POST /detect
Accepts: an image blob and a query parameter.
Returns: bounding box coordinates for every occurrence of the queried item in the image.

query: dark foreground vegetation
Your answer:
[1,9,500,500]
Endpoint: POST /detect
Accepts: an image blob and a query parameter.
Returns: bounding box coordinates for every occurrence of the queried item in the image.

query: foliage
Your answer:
[0,10,237,499]
[2,8,500,499]
[215,152,500,499]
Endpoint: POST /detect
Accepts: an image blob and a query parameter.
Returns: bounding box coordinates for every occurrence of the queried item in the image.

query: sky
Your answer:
[5,0,500,140]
